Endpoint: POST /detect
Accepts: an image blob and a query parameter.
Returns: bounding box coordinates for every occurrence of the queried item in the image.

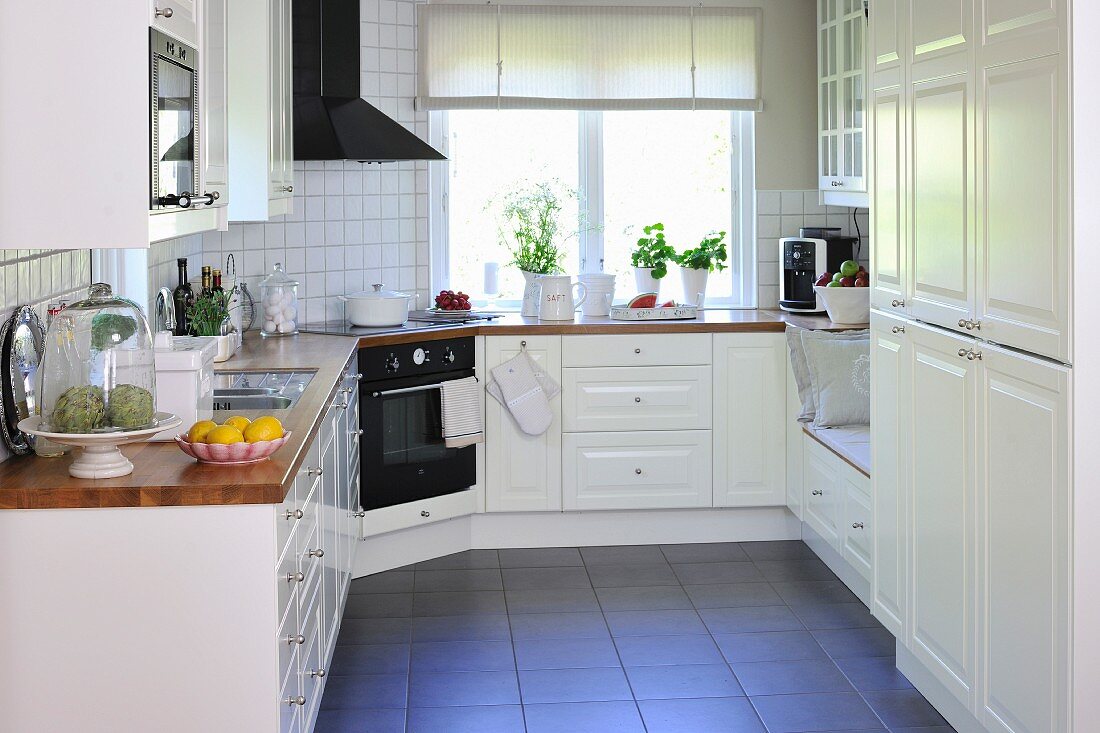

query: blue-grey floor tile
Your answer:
[343,593,414,619]
[713,631,829,663]
[515,637,622,670]
[739,540,817,561]
[625,663,745,700]
[812,627,898,659]
[509,611,610,640]
[412,614,512,642]
[672,562,765,585]
[408,670,520,707]
[523,701,646,733]
[414,549,500,570]
[604,609,708,637]
[506,587,601,613]
[501,565,592,590]
[413,568,503,592]
[753,558,837,582]
[587,563,680,588]
[319,674,409,710]
[790,602,883,630]
[328,643,410,676]
[405,704,525,733]
[519,666,633,703]
[833,656,913,691]
[338,618,413,646]
[498,546,584,568]
[699,605,805,634]
[660,542,751,563]
[862,689,949,728]
[411,590,507,616]
[771,581,861,606]
[750,692,885,732]
[685,582,784,609]
[580,545,668,565]
[731,658,854,696]
[348,571,415,595]
[638,697,766,733]
[313,708,406,733]
[596,585,694,611]
[410,640,516,673]
[889,727,956,733]
[614,634,724,666]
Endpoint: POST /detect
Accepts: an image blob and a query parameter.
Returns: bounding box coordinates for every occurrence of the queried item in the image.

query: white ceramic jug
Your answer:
[538,275,587,321]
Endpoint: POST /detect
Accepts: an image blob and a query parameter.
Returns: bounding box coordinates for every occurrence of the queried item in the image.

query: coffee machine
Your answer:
[778,228,857,313]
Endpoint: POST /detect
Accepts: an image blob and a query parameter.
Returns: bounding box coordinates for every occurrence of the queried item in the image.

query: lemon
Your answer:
[205,425,245,445]
[244,416,285,443]
[187,420,218,443]
[222,415,251,432]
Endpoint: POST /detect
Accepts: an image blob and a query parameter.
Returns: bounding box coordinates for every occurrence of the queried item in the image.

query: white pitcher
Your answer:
[537,275,587,321]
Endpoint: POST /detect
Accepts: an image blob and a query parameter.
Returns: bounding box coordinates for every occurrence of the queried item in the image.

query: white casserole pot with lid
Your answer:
[339,284,414,327]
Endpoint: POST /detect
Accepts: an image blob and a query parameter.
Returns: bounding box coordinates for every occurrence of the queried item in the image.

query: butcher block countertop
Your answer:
[0,310,863,510]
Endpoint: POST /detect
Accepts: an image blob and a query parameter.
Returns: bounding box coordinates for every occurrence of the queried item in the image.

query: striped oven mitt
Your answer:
[487,351,560,436]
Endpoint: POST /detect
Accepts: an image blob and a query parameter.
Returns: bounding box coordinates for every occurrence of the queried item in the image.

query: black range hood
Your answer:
[292,0,445,163]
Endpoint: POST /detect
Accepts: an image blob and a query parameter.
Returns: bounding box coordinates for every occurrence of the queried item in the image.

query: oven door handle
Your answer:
[368,377,478,399]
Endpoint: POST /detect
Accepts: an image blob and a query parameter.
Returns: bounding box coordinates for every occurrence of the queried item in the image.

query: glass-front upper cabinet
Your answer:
[818,0,868,206]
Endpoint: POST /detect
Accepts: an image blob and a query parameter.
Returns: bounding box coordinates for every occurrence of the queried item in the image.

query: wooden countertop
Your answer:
[0,310,865,510]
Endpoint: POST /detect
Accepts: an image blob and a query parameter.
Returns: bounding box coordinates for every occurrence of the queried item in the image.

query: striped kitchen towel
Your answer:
[440,376,483,448]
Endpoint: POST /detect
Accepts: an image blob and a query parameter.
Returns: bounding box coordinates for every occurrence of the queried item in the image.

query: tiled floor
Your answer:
[316,541,955,733]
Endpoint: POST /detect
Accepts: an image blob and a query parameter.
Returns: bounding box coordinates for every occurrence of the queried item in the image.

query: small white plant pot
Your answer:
[520,270,542,317]
[679,267,710,307]
[633,267,662,297]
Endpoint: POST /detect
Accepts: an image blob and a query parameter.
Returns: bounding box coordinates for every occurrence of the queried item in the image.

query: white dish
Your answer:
[19,412,182,479]
[813,285,871,324]
[425,307,477,319]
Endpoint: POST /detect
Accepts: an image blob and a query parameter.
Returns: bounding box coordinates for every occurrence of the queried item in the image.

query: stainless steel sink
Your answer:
[212,394,294,411]
[212,370,314,412]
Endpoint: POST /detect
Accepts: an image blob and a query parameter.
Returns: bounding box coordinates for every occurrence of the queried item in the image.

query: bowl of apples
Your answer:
[813,260,870,324]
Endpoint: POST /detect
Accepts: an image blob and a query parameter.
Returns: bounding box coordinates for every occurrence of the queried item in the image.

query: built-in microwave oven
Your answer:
[150,29,214,210]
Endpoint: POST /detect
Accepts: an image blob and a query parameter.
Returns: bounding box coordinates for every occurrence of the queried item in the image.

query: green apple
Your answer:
[840,260,860,278]
[832,271,843,283]
[826,280,843,287]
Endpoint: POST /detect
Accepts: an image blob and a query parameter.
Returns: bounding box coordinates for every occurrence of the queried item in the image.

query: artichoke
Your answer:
[50,386,105,433]
[90,313,138,351]
[106,384,155,429]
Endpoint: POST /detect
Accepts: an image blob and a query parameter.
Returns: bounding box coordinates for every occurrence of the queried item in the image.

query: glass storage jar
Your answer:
[259,263,299,337]
[37,283,159,433]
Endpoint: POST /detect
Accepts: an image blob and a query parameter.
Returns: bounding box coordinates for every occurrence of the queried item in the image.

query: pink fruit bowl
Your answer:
[174,432,292,465]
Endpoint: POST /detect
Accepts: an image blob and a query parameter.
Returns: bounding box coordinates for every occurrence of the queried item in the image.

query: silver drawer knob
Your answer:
[286,571,304,583]
[634,348,641,354]
[277,185,294,193]
[155,6,174,17]
[309,668,326,678]
[811,489,823,496]
[284,634,305,645]
[635,468,642,475]
[852,522,864,529]
[284,508,304,520]
[634,397,641,403]
[891,299,904,308]
[958,348,969,358]
[284,695,305,706]
[306,467,323,477]
[353,510,366,518]
[891,326,904,334]
[421,510,431,517]
[308,548,325,558]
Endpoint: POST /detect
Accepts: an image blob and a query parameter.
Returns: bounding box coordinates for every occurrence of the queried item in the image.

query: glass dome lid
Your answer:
[38,283,159,434]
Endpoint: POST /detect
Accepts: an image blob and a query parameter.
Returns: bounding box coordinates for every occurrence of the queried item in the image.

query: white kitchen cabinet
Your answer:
[485,336,563,512]
[228,0,295,222]
[785,360,804,521]
[562,334,711,368]
[803,437,841,549]
[869,0,903,84]
[199,0,230,213]
[562,366,712,433]
[907,0,973,83]
[713,334,786,508]
[818,0,869,205]
[870,84,907,314]
[840,469,872,582]
[562,431,712,511]
[151,0,198,46]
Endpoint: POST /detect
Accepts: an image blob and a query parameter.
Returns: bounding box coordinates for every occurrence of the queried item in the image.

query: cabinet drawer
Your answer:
[563,431,712,510]
[842,471,872,582]
[277,609,300,711]
[562,334,711,367]
[803,438,841,550]
[299,580,325,719]
[563,366,712,432]
[276,539,299,627]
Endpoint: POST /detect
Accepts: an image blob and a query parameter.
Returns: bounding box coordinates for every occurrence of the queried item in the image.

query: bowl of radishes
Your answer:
[429,289,474,316]
[813,260,870,324]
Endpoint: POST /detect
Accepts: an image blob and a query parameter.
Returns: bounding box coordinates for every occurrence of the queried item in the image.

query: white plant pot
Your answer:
[520,270,542,317]
[633,267,662,297]
[679,267,710,307]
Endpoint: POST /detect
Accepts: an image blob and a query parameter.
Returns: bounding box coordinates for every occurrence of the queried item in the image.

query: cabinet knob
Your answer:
[421,510,431,518]
[891,299,904,308]
[284,634,305,645]
[155,6,174,18]
[350,373,363,381]
[635,468,643,475]
[634,396,641,403]
[284,508,304,520]
[634,348,641,354]
[891,326,904,334]
[353,510,366,518]
[309,668,326,679]
[308,467,324,477]
[958,348,969,358]
[811,489,823,496]
[958,319,968,329]
[286,571,304,583]
[284,695,306,707]
[852,521,864,529]
[308,548,325,558]
[968,350,983,361]
[278,185,294,193]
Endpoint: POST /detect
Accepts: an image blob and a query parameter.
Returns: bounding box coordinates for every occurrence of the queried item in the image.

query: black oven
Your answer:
[358,337,476,510]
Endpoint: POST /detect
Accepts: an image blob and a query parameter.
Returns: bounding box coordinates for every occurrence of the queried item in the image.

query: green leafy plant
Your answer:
[631,223,678,280]
[498,182,569,275]
[185,289,234,337]
[677,231,729,273]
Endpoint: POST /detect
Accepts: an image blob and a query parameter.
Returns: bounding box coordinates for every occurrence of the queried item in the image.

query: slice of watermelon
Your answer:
[628,292,658,309]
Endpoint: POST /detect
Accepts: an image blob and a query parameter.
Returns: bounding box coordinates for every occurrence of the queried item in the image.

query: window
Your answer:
[433,110,755,307]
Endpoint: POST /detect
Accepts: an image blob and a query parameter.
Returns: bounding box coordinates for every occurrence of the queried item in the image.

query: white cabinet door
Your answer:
[562,366,712,433]
[563,431,712,511]
[318,407,340,658]
[269,0,294,202]
[977,345,1070,733]
[151,0,198,45]
[785,360,804,521]
[713,334,786,508]
[200,0,229,208]
[908,73,975,332]
[869,310,909,637]
[803,437,841,550]
[841,470,873,583]
[907,321,976,709]
[818,0,869,201]
[978,0,1064,69]
[485,336,563,512]
[907,0,973,82]
[974,54,1069,363]
[870,0,905,85]
[870,86,907,313]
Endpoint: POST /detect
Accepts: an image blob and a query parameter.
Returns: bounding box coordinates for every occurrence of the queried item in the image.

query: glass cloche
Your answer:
[259,262,299,337]
[37,283,159,434]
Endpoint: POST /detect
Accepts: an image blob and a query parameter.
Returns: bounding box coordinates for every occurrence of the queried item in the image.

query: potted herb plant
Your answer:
[631,223,676,296]
[185,288,237,362]
[676,231,728,307]
[499,182,568,316]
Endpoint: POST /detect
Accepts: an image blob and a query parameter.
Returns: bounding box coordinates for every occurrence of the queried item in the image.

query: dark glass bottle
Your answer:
[200,265,213,298]
[172,258,194,336]
[211,268,224,295]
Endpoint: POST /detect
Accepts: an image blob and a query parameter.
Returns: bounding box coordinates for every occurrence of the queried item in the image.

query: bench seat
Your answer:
[802,423,870,477]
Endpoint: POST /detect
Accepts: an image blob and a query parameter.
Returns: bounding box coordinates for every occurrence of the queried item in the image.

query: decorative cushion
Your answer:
[786,325,868,423]
[800,328,871,428]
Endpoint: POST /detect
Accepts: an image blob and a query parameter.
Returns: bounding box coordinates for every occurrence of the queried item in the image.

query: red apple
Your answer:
[840,276,856,287]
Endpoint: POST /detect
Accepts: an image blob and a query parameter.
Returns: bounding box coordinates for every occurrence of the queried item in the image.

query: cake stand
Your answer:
[18,412,182,479]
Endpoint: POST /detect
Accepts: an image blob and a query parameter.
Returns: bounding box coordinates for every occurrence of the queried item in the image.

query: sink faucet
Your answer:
[155,287,176,333]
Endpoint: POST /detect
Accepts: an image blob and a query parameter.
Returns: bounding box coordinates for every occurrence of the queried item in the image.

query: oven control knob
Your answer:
[412,348,427,365]
[385,353,400,373]
[442,347,456,364]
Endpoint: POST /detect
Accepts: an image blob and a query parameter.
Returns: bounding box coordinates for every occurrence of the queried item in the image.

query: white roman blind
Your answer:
[416,4,763,111]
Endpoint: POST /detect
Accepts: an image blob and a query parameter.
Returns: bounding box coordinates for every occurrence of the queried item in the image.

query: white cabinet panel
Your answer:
[818,0,869,202]
[908,322,976,708]
[979,0,1063,67]
[976,55,1069,362]
[561,334,710,367]
[151,0,198,45]
[563,431,712,511]
[562,366,712,433]
[978,346,1070,733]
[713,334,786,508]
[200,0,230,208]
[803,437,841,550]
[842,470,872,583]
[485,336,563,512]
[871,87,907,313]
[871,0,904,82]
[909,0,973,80]
[785,360,804,521]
